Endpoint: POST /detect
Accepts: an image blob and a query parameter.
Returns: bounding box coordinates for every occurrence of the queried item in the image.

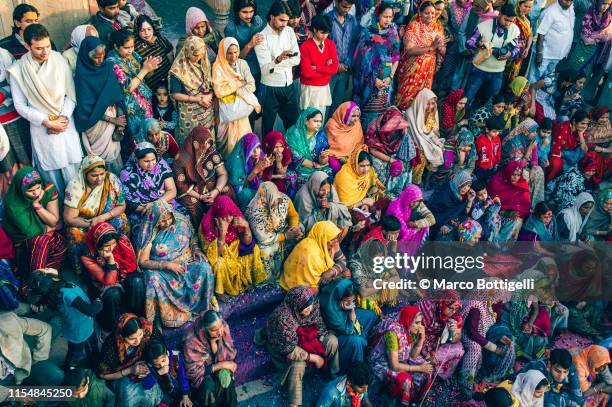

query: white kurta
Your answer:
[9,75,82,171]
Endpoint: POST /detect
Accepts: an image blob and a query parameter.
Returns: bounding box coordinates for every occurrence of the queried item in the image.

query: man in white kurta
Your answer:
[7,24,81,200]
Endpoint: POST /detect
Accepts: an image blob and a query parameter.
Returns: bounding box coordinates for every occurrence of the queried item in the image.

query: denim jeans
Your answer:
[464,67,504,109]
[529,58,560,83]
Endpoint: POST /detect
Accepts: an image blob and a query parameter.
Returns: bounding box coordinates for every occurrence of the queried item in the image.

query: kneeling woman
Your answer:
[137,200,215,328]
[368,305,433,405]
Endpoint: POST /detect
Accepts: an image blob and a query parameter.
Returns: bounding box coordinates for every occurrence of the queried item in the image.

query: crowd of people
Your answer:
[0,0,610,405]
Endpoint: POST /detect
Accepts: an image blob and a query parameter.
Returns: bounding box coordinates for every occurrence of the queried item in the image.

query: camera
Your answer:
[492,46,509,59]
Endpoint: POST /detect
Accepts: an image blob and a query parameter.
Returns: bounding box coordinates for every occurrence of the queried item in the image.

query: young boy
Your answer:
[142,341,192,407]
[316,361,373,407]
[474,117,503,183]
[64,367,116,407]
[470,182,502,242]
[90,0,121,49]
[536,117,552,168]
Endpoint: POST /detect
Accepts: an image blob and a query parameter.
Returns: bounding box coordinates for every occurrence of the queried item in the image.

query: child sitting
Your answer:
[64,367,116,407]
[559,73,586,121]
[142,341,192,407]
[536,118,553,169]
[470,182,502,242]
[153,83,178,136]
[117,0,139,29]
[474,117,503,183]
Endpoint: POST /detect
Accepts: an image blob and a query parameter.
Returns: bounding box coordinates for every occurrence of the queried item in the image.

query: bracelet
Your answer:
[306,353,311,362]
[33,204,43,211]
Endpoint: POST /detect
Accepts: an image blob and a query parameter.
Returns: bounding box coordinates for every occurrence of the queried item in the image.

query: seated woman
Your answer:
[99,314,163,407]
[80,222,144,332]
[582,187,612,241]
[120,142,177,237]
[213,37,260,157]
[386,184,435,255]
[365,105,414,198]
[440,89,468,138]
[245,182,303,283]
[173,126,235,226]
[416,291,465,381]
[294,171,352,234]
[261,131,296,196]
[286,108,335,189]
[334,144,385,212]
[74,36,125,175]
[226,133,272,210]
[503,76,532,132]
[169,35,214,143]
[280,220,347,290]
[136,118,179,163]
[320,278,378,372]
[584,105,611,180]
[496,369,549,407]
[573,345,611,407]
[64,155,128,272]
[265,286,339,407]
[547,109,589,182]
[3,167,66,278]
[427,170,472,240]
[133,15,174,91]
[487,160,532,242]
[368,306,432,405]
[183,310,238,407]
[517,201,558,260]
[137,199,214,328]
[323,102,364,163]
[432,127,477,190]
[199,195,266,298]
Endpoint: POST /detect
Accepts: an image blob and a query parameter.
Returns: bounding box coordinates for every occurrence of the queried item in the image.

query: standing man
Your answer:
[89,0,122,50]
[255,0,301,135]
[463,4,521,109]
[7,24,82,199]
[325,0,360,119]
[0,4,56,60]
[530,0,575,82]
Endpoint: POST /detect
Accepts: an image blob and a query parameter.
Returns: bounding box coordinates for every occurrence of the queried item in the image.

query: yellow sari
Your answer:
[333,144,385,208]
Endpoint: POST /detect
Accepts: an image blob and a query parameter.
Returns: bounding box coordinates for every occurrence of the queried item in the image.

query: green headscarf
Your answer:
[285,107,323,174]
[2,166,57,242]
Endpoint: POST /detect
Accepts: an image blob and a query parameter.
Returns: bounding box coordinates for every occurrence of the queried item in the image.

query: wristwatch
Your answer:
[48,114,59,121]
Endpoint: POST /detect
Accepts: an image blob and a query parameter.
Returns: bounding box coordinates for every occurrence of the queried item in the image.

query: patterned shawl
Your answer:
[559,191,595,241]
[169,35,211,94]
[83,222,137,279]
[262,131,293,190]
[245,182,292,244]
[501,118,539,164]
[406,88,443,166]
[325,102,364,159]
[365,106,409,156]
[334,144,384,207]
[226,133,263,194]
[586,105,612,144]
[175,125,223,185]
[441,89,466,135]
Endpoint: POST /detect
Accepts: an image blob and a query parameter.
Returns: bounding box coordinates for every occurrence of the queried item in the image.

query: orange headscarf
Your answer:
[325,102,364,159]
[573,345,611,392]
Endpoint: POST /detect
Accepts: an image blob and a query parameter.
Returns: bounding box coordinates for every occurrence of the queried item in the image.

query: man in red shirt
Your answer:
[474,117,503,183]
[299,14,338,118]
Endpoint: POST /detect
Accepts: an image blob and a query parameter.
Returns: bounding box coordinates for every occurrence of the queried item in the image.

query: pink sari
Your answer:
[385,184,429,255]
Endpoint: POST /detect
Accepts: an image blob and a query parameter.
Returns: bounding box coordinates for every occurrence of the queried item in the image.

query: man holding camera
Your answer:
[463,4,521,110]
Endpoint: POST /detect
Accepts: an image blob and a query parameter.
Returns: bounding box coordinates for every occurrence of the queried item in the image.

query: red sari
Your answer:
[487,160,532,219]
[547,121,580,181]
[261,131,293,194]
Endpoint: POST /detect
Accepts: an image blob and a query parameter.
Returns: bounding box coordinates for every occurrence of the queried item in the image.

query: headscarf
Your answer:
[186,7,210,34]
[583,187,612,238]
[398,305,421,341]
[175,125,222,185]
[281,221,341,290]
[136,199,174,251]
[319,278,358,336]
[365,106,409,156]
[285,108,324,165]
[449,0,473,27]
[510,370,547,407]
[63,155,106,209]
[84,222,137,278]
[441,89,466,133]
[245,181,292,242]
[573,345,611,392]
[558,250,604,301]
[333,144,384,207]
[325,102,364,159]
[98,313,155,375]
[199,194,246,245]
[169,35,211,94]
[559,191,595,241]
[509,76,529,98]
[502,118,539,164]
[585,0,612,33]
[226,133,263,194]
[450,169,472,196]
[293,171,352,232]
[418,290,463,331]
[446,127,477,166]
[457,218,482,242]
[74,36,124,133]
[487,160,531,219]
[3,167,58,242]
[586,105,612,144]
[69,25,92,54]
[406,88,444,166]
[266,286,327,355]
[261,131,293,192]
[385,184,424,241]
[428,171,470,238]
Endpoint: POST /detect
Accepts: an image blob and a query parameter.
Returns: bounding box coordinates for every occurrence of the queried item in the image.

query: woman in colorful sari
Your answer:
[177,7,223,60]
[395,1,446,110]
[74,36,125,175]
[433,127,476,188]
[169,35,214,144]
[261,131,296,196]
[428,170,472,240]
[487,160,531,242]
[583,187,612,241]
[135,118,179,163]
[199,195,266,298]
[440,89,468,138]
[437,0,473,92]
[245,182,303,282]
[584,105,611,181]
[285,108,335,189]
[99,314,163,407]
[213,37,260,157]
[80,222,144,332]
[119,142,177,237]
[504,0,533,82]
[226,133,272,210]
[517,202,558,261]
[107,29,158,139]
[137,199,215,328]
[353,3,400,128]
[280,220,347,290]
[293,171,352,234]
[573,345,611,407]
[504,76,533,133]
[64,155,128,272]
[406,89,444,185]
[2,167,66,278]
[265,286,339,407]
[323,102,364,163]
[497,369,549,407]
[368,305,432,405]
[385,184,435,254]
[544,160,598,214]
[365,106,414,198]
[558,191,595,241]
[334,144,385,211]
[173,126,235,227]
[417,291,465,381]
[546,109,590,182]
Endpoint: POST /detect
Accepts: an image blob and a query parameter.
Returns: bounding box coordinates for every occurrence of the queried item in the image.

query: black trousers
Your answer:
[261,82,300,136]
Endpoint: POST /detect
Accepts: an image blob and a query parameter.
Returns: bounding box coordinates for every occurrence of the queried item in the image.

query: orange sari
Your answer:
[505,5,532,81]
[395,16,443,110]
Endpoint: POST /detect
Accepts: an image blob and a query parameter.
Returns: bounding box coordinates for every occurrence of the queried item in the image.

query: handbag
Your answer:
[219,95,255,123]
